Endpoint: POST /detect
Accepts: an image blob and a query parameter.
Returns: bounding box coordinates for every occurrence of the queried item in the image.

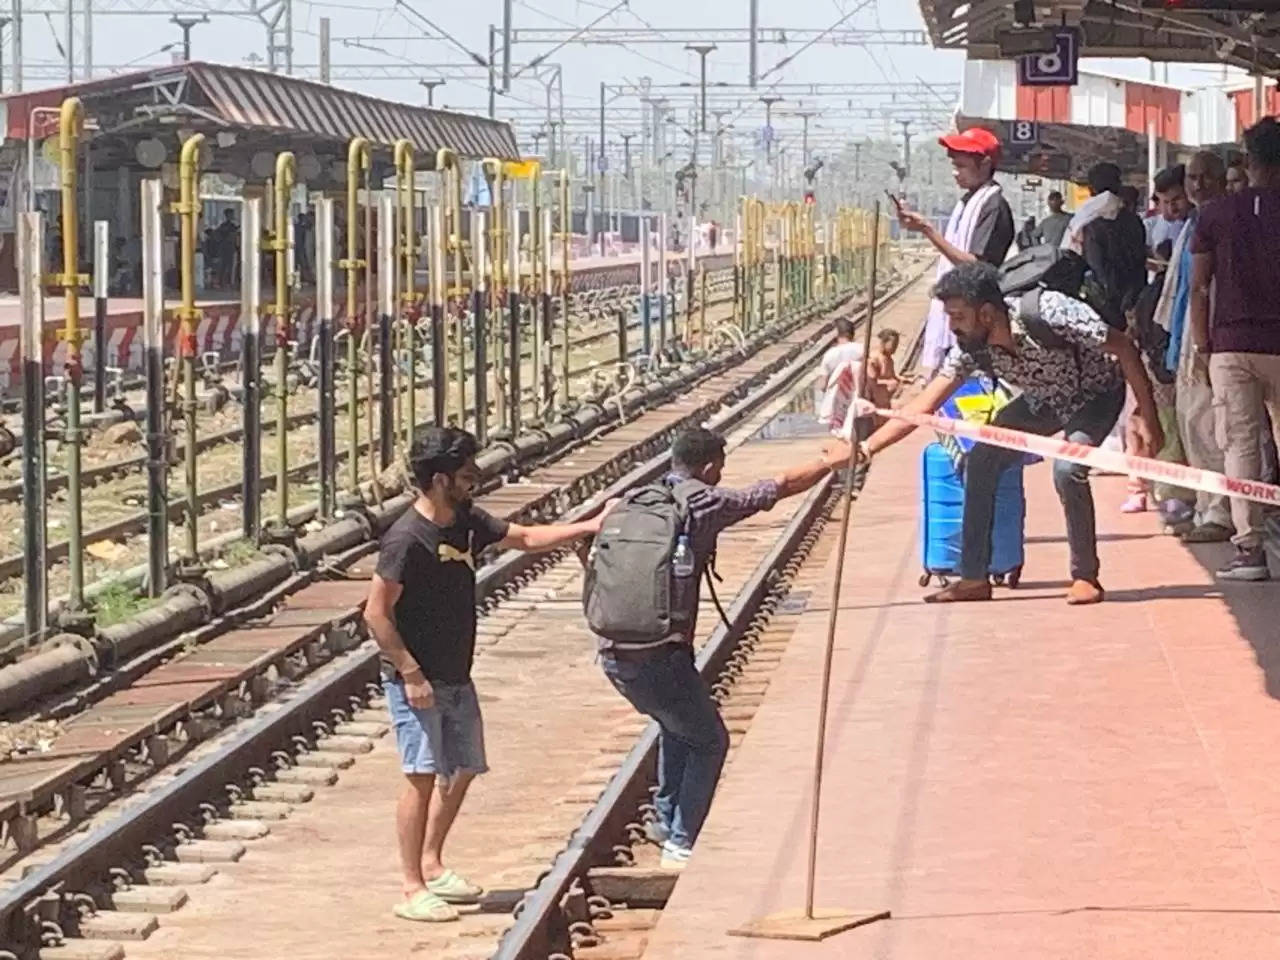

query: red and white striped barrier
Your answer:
[873,407,1280,509]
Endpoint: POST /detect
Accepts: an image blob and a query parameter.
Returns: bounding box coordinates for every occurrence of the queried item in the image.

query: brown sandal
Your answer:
[1066,579,1105,605]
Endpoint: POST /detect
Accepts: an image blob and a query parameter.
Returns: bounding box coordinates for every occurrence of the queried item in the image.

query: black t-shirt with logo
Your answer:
[375,504,510,684]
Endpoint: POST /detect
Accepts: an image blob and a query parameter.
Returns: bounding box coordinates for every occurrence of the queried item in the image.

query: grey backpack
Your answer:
[584,479,700,646]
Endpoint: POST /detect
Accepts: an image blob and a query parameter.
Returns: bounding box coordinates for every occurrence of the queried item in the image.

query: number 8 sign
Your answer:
[1010,120,1038,145]
[1018,29,1079,86]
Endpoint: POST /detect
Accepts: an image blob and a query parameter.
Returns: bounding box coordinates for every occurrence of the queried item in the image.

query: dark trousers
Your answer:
[961,385,1125,582]
[600,644,728,849]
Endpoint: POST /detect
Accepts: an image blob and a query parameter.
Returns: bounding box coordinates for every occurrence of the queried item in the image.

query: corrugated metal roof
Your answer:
[187,64,518,159]
[0,61,519,160]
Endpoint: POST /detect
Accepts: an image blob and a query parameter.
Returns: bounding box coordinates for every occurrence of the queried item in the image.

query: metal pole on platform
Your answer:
[140,178,168,597]
[91,219,107,413]
[804,204,881,915]
[732,202,889,943]
[240,197,262,540]
[20,210,47,641]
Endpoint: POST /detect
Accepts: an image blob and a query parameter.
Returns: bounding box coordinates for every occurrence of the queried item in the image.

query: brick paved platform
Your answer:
[642,434,1280,959]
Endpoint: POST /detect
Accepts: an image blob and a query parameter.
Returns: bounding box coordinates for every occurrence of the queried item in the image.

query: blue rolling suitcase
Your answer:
[919,442,1025,589]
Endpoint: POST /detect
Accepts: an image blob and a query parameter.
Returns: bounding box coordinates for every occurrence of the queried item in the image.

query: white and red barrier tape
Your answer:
[869,408,1280,509]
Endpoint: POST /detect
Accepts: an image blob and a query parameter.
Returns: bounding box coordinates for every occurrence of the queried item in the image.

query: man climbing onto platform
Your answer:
[364,426,611,924]
[847,261,1163,606]
[583,428,846,869]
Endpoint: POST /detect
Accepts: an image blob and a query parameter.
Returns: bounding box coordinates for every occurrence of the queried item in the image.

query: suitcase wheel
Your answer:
[991,573,1006,587]
[918,572,932,588]
[1007,567,1021,589]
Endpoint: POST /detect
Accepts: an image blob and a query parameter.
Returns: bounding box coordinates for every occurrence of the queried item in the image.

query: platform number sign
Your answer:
[1011,120,1038,146]
[1017,28,1079,87]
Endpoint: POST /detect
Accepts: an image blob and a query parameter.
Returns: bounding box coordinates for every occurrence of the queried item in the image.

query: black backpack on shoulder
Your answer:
[998,244,1088,300]
[999,243,1124,330]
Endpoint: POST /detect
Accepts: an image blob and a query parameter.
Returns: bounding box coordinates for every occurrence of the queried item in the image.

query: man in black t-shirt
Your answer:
[365,427,608,924]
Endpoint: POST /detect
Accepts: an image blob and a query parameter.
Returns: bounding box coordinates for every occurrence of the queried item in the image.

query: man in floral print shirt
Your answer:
[846,261,1163,607]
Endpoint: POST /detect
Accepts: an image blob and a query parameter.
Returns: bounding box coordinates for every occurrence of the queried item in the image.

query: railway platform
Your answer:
[640,434,1280,958]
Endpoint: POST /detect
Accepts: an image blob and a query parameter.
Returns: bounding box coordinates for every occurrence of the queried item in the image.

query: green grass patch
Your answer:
[92,582,156,628]
[219,539,262,566]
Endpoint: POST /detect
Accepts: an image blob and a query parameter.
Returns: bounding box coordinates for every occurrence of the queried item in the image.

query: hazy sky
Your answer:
[10,0,965,140]
[8,0,1243,148]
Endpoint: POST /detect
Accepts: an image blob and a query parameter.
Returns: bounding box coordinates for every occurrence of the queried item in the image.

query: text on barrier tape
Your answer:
[874,408,1280,509]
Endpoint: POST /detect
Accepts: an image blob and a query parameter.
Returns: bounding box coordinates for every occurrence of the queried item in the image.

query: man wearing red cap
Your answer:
[897,127,1015,376]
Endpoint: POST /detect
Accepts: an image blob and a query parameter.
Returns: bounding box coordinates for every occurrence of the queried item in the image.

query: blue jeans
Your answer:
[961,385,1125,582]
[600,645,729,849]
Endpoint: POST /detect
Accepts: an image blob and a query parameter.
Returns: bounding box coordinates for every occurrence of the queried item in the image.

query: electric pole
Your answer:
[11,0,21,92]
[898,119,912,182]
[318,16,329,82]
[797,110,816,168]
[488,24,496,119]
[419,78,446,106]
[171,14,208,63]
[684,43,717,133]
[599,82,607,255]
[748,0,759,88]
[502,0,512,92]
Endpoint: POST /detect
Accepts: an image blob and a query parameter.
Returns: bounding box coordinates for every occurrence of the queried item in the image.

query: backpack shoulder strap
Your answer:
[669,477,705,529]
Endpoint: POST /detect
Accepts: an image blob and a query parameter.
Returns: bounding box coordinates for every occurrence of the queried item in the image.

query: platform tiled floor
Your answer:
[642,433,1280,959]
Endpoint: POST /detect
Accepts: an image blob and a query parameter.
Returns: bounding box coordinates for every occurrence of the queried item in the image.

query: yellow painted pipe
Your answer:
[176,133,205,561]
[56,96,89,614]
[272,151,296,528]
[436,148,465,423]
[394,139,419,449]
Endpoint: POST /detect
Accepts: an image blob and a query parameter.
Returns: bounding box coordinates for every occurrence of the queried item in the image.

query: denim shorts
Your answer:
[381,669,488,778]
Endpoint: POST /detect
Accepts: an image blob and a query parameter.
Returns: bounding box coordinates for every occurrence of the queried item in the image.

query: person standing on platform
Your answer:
[1146,165,1191,259]
[1039,190,1072,248]
[1154,151,1233,543]
[586,429,844,869]
[1190,117,1280,581]
[1227,156,1248,196]
[895,127,1015,377]
[364,427,610,923]
[844,261,1163,607]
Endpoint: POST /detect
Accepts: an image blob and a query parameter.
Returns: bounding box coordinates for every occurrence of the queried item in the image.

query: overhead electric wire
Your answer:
[758,0,873,81]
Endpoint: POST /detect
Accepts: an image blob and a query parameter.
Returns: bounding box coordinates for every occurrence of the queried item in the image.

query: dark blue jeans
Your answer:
[600,644,729,849]
[961,385,1125,582]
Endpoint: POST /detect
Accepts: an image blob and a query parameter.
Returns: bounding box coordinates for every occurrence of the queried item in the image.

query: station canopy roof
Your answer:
[920,1,1280,76]
[0,60,519,179]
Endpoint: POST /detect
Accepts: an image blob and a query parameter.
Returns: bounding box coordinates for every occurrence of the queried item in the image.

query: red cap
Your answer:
[938,127,1002,162]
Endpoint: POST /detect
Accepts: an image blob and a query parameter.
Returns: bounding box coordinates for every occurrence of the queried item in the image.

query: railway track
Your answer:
[0,273,735,506]
[0,263,924,959]
[0,276,742,627]
[494,278,934,960]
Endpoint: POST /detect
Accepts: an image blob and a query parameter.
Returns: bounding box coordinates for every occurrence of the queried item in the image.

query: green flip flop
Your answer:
[426,869,484,904]
[393,889,458,923]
